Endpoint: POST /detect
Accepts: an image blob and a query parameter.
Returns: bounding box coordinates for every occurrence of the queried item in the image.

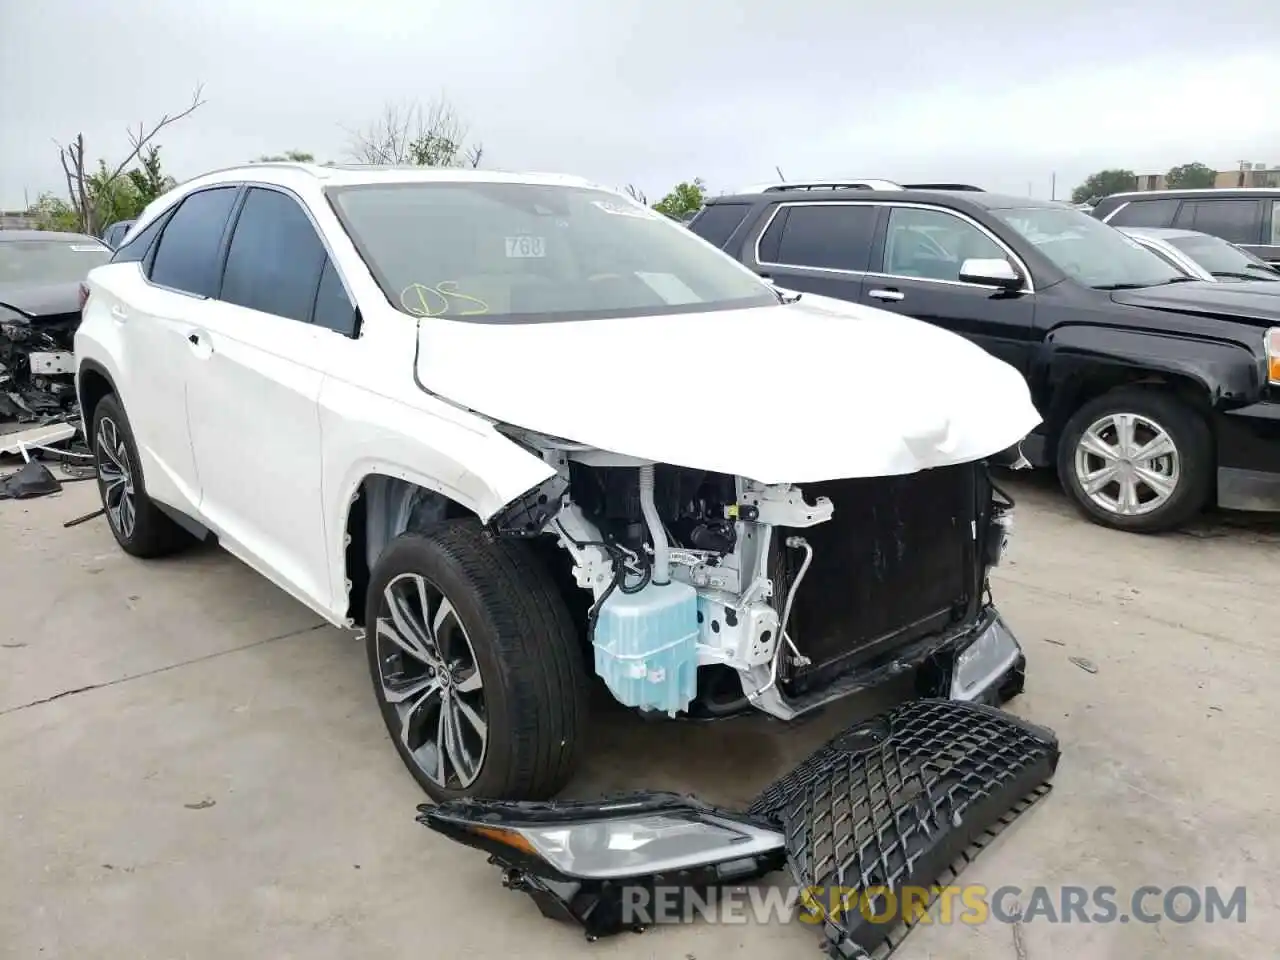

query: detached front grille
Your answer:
[749,699,1059,959]
[777,463,986,692]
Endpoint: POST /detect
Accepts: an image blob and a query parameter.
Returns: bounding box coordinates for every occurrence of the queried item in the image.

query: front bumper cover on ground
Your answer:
[418,699,1060,958]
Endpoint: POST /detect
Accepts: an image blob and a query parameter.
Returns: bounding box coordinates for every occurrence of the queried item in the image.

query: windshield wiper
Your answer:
[1094,282,1160,290]
[1211,270,1277,282]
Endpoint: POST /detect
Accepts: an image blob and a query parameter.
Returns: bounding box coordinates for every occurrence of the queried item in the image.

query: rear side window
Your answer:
[760,204,878,272]
[1174,199,1263,245]
[148,187,239,296]
[1270,200,1280,245]
[1106,198,1179,228]
[220,188,326,323]
[689,203,750,248]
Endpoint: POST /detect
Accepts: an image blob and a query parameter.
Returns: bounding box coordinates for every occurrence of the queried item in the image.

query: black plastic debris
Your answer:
[749,699,1060,958]
[0,460,63,500]
[418,699,1059,959]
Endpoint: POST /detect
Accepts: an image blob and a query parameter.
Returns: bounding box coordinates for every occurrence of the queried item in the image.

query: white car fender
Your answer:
[317,373,556,618]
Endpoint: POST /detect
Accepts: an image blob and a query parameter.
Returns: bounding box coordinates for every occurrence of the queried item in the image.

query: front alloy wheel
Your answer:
[1072,411,1179,517]
[374,572,488,790]
[1058,388,1213,533]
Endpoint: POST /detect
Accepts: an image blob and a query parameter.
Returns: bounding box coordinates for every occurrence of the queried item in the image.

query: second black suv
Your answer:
[691,180,1280,533]
[1091,188,1280,264]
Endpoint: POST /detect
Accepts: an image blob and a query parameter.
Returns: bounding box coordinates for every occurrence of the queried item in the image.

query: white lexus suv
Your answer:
[76,163,1040,802]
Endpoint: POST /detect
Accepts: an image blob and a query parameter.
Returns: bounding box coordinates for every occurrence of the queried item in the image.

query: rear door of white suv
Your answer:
[103,186,241,514]
[183,185,356,609]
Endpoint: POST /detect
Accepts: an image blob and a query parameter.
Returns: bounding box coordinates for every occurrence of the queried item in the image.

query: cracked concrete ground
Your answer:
[1,476,1277,959]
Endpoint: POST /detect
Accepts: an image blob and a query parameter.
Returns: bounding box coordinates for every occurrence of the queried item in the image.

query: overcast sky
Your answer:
[3,0,1279,210]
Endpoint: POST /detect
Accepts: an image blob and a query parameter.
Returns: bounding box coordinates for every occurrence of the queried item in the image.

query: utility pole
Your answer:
[1051,172,1057,201]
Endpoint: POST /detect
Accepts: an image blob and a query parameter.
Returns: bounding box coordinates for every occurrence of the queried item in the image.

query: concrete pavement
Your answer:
[2,475,1276,959]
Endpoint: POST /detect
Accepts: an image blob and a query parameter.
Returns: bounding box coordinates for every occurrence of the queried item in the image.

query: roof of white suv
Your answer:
[177,162,599,193]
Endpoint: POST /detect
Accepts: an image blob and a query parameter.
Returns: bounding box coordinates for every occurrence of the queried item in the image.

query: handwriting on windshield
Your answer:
[399,282,490,317]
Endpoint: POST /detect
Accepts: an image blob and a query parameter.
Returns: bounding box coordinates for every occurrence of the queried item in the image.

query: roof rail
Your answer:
[901,182,985,191]
[737,179,905,194]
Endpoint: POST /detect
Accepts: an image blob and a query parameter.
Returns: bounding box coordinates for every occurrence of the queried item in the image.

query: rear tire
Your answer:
[1057,387,1212,533]
[365,520,588,802]
[90,394,192,558]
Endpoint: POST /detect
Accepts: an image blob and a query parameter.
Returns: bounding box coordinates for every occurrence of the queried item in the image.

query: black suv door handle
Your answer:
[868,288,905,302]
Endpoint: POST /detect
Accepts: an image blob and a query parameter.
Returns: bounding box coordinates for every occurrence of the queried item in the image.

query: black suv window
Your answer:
[689,203,750,249]
[148,187,239,296]
[1106,198,1179,228]
[1174,199,1263,245]
[221,188,327,323]
[881,207,1005,282]
[760,204,877,272]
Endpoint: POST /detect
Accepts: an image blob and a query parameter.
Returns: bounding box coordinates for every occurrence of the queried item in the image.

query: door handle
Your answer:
[868,288,905,302]
[110,305,128,323]
[188,333,200,345]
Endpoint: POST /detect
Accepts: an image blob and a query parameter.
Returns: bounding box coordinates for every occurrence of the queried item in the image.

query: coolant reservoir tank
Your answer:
[592,579,699,717]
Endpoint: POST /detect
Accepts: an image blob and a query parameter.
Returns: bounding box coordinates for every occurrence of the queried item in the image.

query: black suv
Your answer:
[691,180,1280,533]
[1091,189,1280,264]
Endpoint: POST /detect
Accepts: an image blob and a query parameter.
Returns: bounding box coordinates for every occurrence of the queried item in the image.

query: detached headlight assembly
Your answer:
[420,793,784,881]
[1267,327,1280,386]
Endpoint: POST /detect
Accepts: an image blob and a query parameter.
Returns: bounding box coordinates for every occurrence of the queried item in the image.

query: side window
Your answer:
[1175,199,1263,245]
[1107,198,1179,228]
[111,213,170,265]
[882,207,1005,282]
[312,257,357,335]
[689,203,751,249]
[762,204,878,272]
[220,188,326,323]
[148,187,239,295]
[1270,200,1280,245]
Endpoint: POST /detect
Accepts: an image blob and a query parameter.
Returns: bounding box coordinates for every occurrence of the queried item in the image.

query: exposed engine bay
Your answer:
[0,311,78,422]
[490,427,1018,722]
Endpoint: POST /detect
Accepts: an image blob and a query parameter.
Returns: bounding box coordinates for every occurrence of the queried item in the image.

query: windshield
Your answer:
[0,239,111,286]
[1167,234,1280,280]
[327,182,778,322]
[992,207,1184,289]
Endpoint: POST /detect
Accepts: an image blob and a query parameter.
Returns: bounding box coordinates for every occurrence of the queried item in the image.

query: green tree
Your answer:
[1071,169,1137,204]
[1165,162,1216,189]
[256,150,316,162]
[652,178,706,220]
[27,193,80,232]
[126,145,177,206]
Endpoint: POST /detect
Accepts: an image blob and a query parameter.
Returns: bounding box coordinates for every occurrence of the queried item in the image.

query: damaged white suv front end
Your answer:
[75,164,1041,812]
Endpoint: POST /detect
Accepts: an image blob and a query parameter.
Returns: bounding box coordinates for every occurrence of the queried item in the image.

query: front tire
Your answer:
[365,521,588,802]
[1057,387,1212,533]
[90,394,192,558]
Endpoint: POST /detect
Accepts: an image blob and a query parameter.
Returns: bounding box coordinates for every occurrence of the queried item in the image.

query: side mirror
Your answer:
[959,258,1023,290]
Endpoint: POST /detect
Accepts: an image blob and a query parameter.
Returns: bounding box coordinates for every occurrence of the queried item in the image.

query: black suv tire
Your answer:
[90,394,193,558]
[365,520,588,802]
[1057,387,1213,533]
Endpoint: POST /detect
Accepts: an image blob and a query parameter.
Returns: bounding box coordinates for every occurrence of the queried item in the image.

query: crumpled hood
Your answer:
[414,296,1042,483]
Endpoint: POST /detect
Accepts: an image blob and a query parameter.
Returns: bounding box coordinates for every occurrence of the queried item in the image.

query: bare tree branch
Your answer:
[345,96,481,168]
[107,84,206,183]
[624,184,648,204]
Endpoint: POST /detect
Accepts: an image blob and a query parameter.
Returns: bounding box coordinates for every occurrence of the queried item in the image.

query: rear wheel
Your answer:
[365,521,588,802]
[1057,388,1212,533]
[90,394,192,557]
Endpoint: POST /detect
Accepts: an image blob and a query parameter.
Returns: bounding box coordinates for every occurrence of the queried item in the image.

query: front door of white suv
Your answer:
[183,186,339,610]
